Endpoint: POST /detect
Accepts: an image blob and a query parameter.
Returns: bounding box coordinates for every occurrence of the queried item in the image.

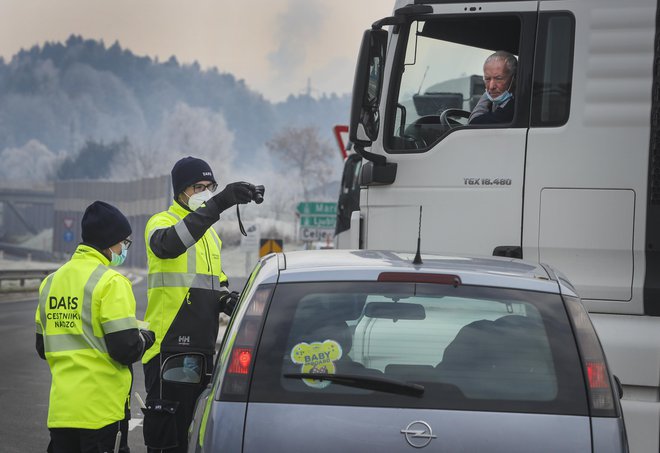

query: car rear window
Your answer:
[250,281,588,415]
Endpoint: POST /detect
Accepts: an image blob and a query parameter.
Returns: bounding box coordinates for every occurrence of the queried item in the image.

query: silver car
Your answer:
[163,250,627,452]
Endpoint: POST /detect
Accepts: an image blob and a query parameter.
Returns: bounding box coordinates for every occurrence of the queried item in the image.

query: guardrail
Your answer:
[0,243,56,262]
[0,269,53,291]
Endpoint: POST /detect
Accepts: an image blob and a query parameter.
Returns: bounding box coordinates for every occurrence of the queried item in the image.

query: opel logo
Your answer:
[401,420,437,448]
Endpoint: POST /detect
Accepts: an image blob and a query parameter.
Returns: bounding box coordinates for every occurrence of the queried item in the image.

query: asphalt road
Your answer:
[0,273,246,452]
[0,295,52,452]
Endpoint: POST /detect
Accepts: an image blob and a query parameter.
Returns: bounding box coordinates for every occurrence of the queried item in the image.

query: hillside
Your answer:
[0,35,351,182]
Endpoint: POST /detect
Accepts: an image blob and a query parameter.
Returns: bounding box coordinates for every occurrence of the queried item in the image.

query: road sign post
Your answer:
[240,224,260,275]
[299,228,334,242]
[296,202,337,244]
[300,216,336,228]
[296,202,337,216]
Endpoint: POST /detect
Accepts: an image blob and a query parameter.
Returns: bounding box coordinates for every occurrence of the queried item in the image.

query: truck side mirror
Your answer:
[350,29,388,146]
[336,153,363,236]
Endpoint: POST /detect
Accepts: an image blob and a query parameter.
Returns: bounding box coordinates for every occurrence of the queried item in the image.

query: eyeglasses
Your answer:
[122,239,132,250]
[190,182,218,194]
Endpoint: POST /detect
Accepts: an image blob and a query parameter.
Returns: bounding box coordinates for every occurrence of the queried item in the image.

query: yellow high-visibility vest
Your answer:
[143,202,226,363]
[36,244,138,429]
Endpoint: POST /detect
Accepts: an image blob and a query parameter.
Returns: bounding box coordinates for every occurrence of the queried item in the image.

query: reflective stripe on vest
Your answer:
[174,218,196,249]
[102,317,138,334]
[166,210,196,272]
[146,210,222,290]
[147,272,223,290]
[39,264,109,353]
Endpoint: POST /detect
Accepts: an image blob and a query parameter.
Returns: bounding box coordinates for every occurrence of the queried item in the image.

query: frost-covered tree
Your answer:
[57,139,128,180]
[266,126,335,201]
[149,102,235,182]
[0,140,63,182]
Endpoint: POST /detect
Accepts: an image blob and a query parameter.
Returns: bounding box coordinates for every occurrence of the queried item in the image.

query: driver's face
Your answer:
[483,60,512,98]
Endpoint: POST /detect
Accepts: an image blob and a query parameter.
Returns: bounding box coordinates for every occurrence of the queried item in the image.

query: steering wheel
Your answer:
[439,109,471,129]
[404,115,448,149]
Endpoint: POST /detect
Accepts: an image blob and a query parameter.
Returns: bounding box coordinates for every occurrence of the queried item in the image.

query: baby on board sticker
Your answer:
[290,339,343,388]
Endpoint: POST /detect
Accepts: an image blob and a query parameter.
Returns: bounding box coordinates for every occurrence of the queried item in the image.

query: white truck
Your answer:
[338,0,660,451]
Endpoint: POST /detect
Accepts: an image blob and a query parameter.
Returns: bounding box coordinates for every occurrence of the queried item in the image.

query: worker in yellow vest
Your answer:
[142,156,260,452]
[36,201,155,453]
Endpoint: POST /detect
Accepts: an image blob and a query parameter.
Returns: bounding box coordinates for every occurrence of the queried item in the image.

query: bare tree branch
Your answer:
[266,126,334,201]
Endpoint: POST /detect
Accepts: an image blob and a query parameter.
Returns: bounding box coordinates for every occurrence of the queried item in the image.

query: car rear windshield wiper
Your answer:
[283,372,425,397]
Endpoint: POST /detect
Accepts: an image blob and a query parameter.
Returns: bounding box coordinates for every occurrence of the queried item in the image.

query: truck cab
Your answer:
[341,0,660,451]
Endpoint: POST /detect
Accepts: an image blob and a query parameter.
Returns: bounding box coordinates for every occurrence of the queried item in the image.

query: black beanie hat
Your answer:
[171,156,216,196]
[81,201,132,250]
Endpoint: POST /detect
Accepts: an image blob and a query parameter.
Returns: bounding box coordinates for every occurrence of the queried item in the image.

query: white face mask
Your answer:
[187,189,212,211]
[486,75,515,106]
[110,243,128,266]
[486,89,513,105]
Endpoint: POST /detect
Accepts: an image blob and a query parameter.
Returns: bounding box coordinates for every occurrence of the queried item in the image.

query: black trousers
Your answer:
[48,422,120,453]
[143,354,211,453]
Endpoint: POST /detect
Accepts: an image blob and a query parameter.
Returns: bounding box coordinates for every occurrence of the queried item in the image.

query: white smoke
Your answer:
[267,0,324,94]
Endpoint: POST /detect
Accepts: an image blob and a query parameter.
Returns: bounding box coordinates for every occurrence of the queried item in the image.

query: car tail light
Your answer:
[228,348,253,375]
[219,286,272,400]
[564,296,618,417]
[587,361,609,389]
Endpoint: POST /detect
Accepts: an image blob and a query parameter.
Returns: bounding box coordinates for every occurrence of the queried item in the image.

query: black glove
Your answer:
[139,329,156,353]
[212,182,256,212]
[220,291,240,316]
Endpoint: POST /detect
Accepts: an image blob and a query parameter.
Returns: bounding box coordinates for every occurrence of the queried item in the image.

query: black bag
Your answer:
[141,399,179,449]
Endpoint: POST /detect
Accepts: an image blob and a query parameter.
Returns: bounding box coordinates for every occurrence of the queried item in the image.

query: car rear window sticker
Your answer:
[290,340,343,388]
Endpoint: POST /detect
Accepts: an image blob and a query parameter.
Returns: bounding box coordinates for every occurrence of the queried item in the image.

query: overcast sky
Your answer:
[0,0,393,101]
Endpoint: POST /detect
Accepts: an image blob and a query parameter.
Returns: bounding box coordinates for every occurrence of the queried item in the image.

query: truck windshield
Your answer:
[387,16,521,152]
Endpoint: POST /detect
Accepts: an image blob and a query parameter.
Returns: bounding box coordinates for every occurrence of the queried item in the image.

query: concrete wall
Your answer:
[0,187,54,239]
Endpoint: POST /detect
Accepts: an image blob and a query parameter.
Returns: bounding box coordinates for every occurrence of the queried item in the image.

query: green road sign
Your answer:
[300,215,336,228]
[296,202,337,216]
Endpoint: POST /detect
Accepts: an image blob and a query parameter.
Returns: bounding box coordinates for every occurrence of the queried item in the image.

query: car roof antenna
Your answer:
[413,205,423,265]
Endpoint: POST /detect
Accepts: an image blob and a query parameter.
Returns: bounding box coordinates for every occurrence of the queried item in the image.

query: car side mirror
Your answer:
[350,28,388,146]
[161,353,207,385]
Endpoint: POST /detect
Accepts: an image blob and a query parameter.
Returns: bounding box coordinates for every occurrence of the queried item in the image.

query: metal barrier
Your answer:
[0,243,56,262]
[0,269,53,291]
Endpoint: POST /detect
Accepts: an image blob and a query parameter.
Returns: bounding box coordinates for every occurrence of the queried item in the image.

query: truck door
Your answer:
[523,1,651,311]
[365,2,538,256]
